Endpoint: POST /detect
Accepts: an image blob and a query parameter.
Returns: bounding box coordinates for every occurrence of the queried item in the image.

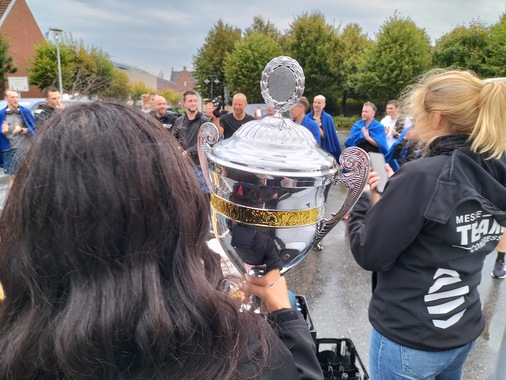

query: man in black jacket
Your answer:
[172,90,209,193]
[149,95,176,130]
[34,86,63,128]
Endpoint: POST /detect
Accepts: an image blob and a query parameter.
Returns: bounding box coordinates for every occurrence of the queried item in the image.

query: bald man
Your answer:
[216,93,255,139]
[307,95,342,161]
[149,95,176,128]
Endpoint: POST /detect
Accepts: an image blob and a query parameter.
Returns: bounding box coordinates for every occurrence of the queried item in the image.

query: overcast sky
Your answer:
[26,0,505,78]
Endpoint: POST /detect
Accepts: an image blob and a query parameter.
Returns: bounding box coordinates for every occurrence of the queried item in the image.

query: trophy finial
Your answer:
[260,56,305,113]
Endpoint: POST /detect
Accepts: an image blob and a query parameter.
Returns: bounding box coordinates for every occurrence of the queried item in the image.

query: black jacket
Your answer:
[255,308,323,379]
[172,112,209,164]
[348,136,506,351]
[148,110,177,129]
[33,104,57,128]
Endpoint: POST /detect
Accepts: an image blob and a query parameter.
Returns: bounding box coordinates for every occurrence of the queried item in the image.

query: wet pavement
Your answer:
[285,183,506,379]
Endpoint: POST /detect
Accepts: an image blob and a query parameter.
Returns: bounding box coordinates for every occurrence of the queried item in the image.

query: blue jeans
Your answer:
[370,327,476,380]
[3,148,20,174]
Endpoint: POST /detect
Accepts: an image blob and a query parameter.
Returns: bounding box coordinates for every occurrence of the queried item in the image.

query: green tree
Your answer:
[101,69,130,101]
[89,46,116,97]
[28,40,74,91]
[0,31,17,94]
[224,32,283,103]
[356,13,431,106]
[129,82,154,107]
[284,11,344,113]
[159,88,182,105]
[244,15,281,41]
[338,23,374,114]
[485,13,506,77]
[193,20,241,103]
[432,20,490,77]
[28,35,116,97]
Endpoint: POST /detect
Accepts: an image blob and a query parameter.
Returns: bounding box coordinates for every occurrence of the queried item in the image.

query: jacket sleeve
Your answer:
[171,116,186,147]
[321,112,341,158]
[304,119,321,145]
[0,109,9,151]
[268,308,323,380]
[344,122,363,148]
[20,107,36,134]
[368,121,389,154]
[347,163,432,272]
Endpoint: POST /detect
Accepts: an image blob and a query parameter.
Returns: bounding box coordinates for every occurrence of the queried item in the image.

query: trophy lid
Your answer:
[208,56,337,184]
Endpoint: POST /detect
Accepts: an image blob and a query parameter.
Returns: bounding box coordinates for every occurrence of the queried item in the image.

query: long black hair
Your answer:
[0,101,272,379]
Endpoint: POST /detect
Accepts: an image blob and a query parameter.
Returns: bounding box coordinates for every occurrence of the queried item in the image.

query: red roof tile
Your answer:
[0,0,12,21]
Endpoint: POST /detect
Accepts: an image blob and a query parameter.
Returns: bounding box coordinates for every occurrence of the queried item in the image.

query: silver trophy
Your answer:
[198,56,369,284]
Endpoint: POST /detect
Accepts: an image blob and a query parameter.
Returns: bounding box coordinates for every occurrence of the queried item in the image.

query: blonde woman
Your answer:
[348,69,506,379]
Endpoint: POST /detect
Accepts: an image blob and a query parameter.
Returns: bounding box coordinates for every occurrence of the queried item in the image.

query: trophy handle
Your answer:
[197,122,220,190]
[314,147,370,244]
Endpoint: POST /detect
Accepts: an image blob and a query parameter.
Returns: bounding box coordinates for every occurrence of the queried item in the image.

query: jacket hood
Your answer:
[425,148,506,224]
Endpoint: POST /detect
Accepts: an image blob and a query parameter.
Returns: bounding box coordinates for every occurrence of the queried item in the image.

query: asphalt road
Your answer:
[285,183,506,380]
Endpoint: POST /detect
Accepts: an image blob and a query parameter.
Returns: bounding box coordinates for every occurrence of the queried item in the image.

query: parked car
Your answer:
[166,106,183,117]
[0,98,88,117]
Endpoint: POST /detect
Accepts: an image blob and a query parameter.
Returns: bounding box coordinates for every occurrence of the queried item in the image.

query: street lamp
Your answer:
[204,75,220,101]
[49,28,64,95]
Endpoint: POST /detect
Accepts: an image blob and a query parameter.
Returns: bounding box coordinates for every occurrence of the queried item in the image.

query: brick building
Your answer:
[168,66,194,94]
[115,62,198,108]
[0,0,44,97]
[115,62,195,95]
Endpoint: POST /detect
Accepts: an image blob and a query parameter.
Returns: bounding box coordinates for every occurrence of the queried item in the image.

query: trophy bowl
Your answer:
[198,56,369,278]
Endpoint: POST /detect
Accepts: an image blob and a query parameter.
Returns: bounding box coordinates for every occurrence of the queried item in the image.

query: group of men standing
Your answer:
[0,87,398,195]
[151,91,345,182]
[0,86,405,197]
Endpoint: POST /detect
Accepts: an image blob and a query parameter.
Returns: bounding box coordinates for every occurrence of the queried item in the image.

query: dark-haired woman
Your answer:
[0,101,322,379]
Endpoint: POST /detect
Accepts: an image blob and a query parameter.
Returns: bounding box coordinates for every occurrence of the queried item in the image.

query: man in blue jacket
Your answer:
[345,102,388,155]
[307,95,341,161]
[0,89,35,188]
[289,96,320,144]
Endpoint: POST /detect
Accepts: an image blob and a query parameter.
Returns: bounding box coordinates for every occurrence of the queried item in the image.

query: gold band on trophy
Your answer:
[210,193,321,227]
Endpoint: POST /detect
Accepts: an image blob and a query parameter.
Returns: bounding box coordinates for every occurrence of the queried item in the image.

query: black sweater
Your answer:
[349,137,506,351]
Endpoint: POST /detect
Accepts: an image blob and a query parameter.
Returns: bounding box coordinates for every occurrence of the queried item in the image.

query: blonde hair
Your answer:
[404,69,506,159]
[4,89,18,97]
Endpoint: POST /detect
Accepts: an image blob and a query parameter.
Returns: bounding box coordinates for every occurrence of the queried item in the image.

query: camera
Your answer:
[212,98,224,118]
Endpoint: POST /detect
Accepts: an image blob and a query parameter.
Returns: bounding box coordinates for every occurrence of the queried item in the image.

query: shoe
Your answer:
[491,260,506,279]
